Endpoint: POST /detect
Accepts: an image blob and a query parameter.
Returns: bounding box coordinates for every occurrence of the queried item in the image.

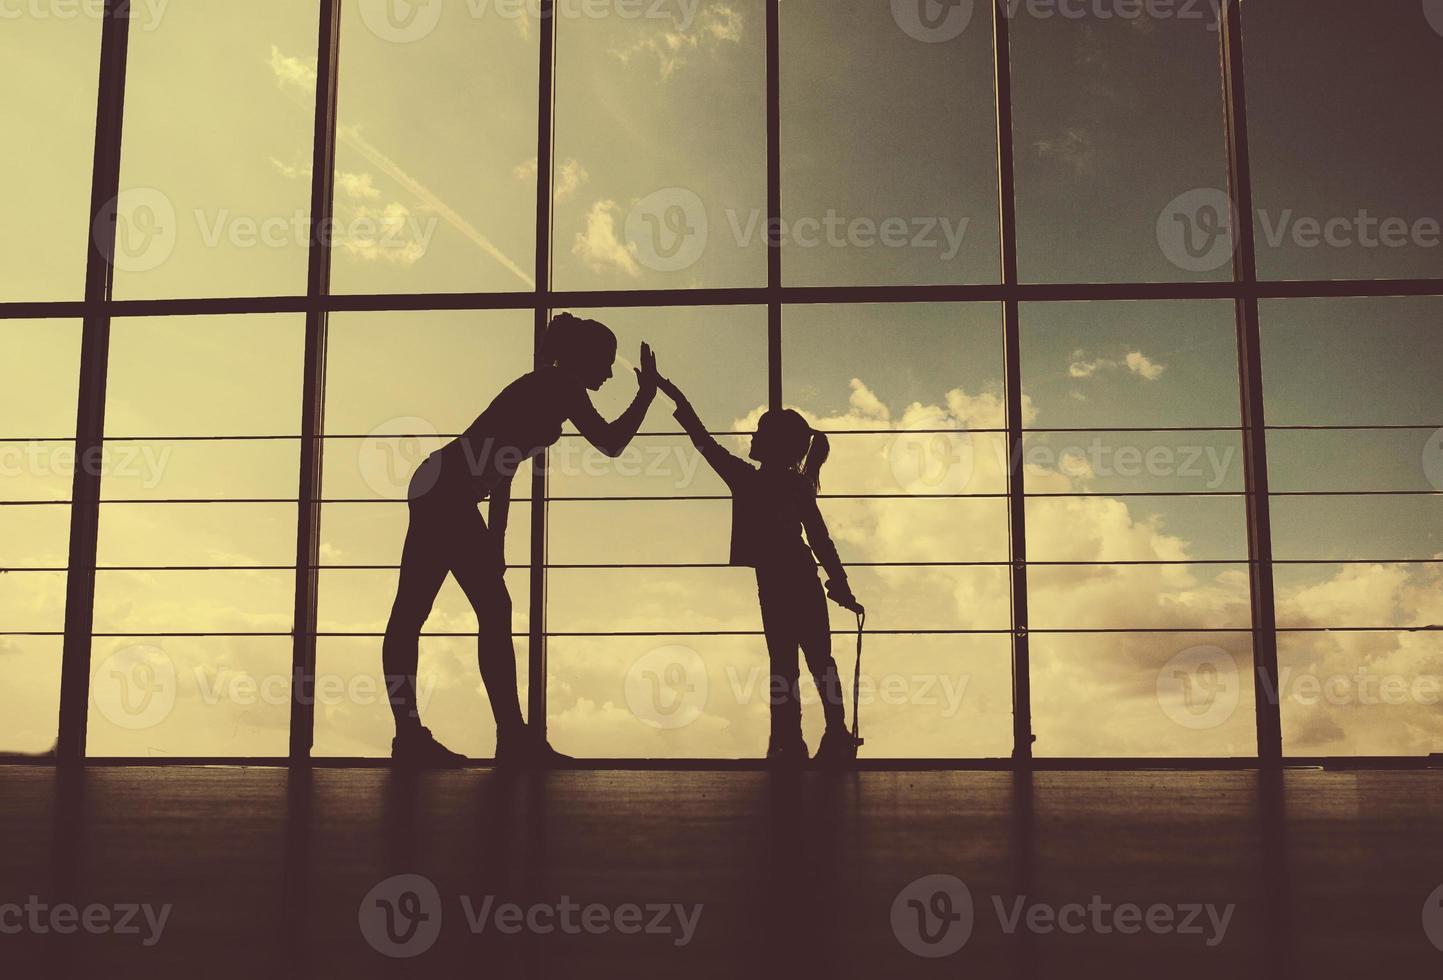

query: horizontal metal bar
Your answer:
[2,756,1438,770]
[8,423,1440,443]
[6,277,1443,323]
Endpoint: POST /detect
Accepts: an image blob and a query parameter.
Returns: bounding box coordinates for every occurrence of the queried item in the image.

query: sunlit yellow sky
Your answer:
[2,1,1441,760]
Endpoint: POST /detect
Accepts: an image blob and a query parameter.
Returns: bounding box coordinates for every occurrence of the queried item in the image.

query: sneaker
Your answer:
[495,725,574,768]
[391,726,467,768]
[813,729,861,768]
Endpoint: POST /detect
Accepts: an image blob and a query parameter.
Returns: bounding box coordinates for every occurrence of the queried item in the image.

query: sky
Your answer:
[2,0,1441,760]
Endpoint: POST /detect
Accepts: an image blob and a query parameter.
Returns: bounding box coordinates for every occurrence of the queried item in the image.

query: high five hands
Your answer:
[635,342,660,392]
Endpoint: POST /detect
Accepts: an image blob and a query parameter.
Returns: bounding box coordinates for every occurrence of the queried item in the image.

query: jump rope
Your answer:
[827,582,867,754]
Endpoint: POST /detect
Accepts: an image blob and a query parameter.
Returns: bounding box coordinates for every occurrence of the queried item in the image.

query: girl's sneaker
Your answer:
[813,729,861,768]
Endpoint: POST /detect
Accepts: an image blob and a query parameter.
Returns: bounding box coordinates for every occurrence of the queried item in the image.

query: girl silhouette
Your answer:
[656,374,864,766]
[384,313,659,766]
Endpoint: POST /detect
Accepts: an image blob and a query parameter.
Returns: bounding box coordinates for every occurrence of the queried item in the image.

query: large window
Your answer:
[4,1,1440,762]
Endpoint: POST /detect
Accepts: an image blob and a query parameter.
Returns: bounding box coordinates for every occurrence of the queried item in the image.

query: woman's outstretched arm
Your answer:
[566,343,658,458]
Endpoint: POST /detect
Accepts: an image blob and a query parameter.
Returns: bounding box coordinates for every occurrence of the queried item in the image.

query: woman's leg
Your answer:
[382,500,451,734]
[445,507,526,740]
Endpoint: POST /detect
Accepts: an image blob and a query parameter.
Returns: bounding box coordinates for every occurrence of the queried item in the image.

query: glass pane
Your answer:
[0,15,101,301]
[1278,631,1443,757]
[1261,298,1443,427]
[322,309,532,501]
[332,3,539,293]
[96,503,296,568]
[0,637,62,755]
[1,320,82,437]
[570,306,768,434]
[85,636,292,757]
[547,634,1012,759]
[1267,430,1440,494]
[780,1,999,285]
[106,315,304,436]
[1028,564,1251,631]
[1022,432,1245,495]
[1243,1,1443,280]
[1275,563,1441,631]
[114,1,320,298]
[311,638,527,759]
[1021,301,1241,429]
[1009,5,1230,282]
[1272,500,1443,563]
[1027,497,1248,563]
[1032,632,1258,757]
[92,570,294,634]
[552,0,766,289]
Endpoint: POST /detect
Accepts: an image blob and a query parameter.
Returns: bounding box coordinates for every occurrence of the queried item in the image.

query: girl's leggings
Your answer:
[756,564,846,739]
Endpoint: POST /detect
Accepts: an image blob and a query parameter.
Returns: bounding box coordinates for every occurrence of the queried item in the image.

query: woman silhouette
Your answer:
[384,312,659,766]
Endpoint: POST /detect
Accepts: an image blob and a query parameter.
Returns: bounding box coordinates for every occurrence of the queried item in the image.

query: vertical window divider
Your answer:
[765,0,782,410]
[289,0,343,762]
[993,0,1034,765]
[529,0,558,740]
[58,0,132,763]
[1220,0,1283,765]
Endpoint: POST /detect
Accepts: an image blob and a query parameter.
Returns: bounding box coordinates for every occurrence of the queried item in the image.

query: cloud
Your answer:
[268,46,534,287]
[1069,349,1167,381]
[337,172,382,201]
[610,3,745,79]
[571,200,642,277]
[1124,351,1166,381]
[513,156,590,202]
[1033,127,1097,176]
[267,45,316,91]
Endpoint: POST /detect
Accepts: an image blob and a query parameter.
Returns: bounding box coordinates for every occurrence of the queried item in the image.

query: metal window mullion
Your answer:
[529,0,558,738]
[766,0,782,410]
[57,0,131,763]
[288,0,342,762]
[993,1,1033,765]
[1220,0,1282,765]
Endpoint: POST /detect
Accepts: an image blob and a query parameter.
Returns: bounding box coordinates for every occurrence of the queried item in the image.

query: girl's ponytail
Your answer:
[801,430,830,494]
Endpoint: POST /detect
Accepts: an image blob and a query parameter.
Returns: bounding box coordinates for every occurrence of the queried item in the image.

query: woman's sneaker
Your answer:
[391,726,468,768]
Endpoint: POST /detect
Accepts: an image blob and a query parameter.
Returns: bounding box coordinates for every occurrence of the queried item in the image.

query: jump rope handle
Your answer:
[849,608,865,747]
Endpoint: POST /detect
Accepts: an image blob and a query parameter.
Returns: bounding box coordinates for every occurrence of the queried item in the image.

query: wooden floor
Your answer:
[2,767,1442,978]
